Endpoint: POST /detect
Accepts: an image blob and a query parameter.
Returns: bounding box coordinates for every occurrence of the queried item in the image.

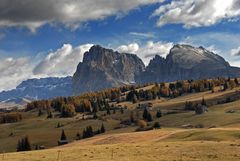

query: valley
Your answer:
[1,78,240,160]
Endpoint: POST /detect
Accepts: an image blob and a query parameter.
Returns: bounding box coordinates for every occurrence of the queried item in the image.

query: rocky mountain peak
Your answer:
[137,44,239,84]
[167,44,229,69]
[73,45,145,95]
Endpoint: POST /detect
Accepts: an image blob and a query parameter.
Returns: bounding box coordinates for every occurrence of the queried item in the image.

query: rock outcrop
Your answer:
[73,45,145,95]
[137,44,240,83]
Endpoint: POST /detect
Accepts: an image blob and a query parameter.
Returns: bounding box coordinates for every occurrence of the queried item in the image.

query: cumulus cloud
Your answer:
[0,0,164,32]
[231,47,240,56]
[152,0,240,28]
[117,43,139,53]
[117,41,173,65]
[33,44,93,76]
[0,43,92,91]
[0,57,33,91]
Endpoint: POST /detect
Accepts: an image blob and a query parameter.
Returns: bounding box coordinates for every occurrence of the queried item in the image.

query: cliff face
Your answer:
[137,44,240,83]
[73,45,145,95]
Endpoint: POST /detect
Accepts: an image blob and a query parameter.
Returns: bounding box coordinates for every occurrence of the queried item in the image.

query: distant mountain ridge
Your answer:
[1,44,240,103]
[0,77,72,103]
[136,44,240,83]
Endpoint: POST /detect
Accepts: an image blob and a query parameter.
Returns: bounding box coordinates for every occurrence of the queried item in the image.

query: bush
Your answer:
[195,104,207,115]
[153,122,161,129]
[137,120,147,128]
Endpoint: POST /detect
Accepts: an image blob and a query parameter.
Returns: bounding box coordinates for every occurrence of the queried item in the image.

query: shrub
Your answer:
[138,120,147,128]
[153,122,161,129]
[195,104,207,115]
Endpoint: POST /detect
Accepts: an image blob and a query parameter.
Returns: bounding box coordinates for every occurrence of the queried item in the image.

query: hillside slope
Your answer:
[4,128,240,161]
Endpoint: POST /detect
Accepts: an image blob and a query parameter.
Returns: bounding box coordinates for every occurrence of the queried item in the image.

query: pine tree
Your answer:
[120,108,124,114]
[234,78,239,85]
[17,136,31,152]
[201,97,207,106]
[147,112,153,122]
[47,111,53,119]
[17,140,22,152]
[82,129,86,138]
[38,109,43,116]
[76,132,81,140]
[156,110,162,118]
[56,122,61,128]
[101,123,106,133]
[93,112,98,119]
[143,108,148,120]
[24,136,31,151]
[60,129,67,140]
[107,108,111,115]
[113,108,116,114]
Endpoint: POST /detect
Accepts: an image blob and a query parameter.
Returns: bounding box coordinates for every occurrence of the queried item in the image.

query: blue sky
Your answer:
[0,0,240,91]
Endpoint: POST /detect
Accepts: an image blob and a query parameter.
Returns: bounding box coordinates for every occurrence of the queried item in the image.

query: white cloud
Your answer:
[152,0,240,28]
[0,57,33,91]
[117,41,173,65]
[129,32,155,38]
[0,0,164,31]
[231,46,240,56]
[117,43,139,53]
[0,43,93,91]
[33,43,93,77]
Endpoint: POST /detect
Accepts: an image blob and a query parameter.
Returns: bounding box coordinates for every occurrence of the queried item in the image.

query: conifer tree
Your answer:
[76,132,81,140]
[107,108,111,115]
[201,97,207,106]
[101,123,106,133]
[38,109,43,116]
[143,108,148,120]
[17,136,31,152]
[156,110,162,118]
[24,136,31,151]
[147,112,153,122]
[60,129,67,140]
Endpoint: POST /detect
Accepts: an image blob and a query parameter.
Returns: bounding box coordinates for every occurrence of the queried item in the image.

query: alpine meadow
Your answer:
[0,0,240,161]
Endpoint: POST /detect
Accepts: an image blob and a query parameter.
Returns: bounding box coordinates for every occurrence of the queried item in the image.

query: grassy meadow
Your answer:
[0,85,240,160]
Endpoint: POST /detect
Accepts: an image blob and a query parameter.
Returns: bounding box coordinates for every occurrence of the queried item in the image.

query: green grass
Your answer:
[0,112,121,152]
[0,85,240,160]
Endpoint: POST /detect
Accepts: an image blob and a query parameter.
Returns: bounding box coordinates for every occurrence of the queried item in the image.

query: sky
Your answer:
[0,0,240,91]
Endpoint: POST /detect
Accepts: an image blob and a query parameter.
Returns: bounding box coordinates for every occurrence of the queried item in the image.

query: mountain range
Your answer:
[0,77,72,104]
[1,44,240,103]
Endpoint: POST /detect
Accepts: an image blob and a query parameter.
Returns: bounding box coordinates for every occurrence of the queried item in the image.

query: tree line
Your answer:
[26,77,239,118]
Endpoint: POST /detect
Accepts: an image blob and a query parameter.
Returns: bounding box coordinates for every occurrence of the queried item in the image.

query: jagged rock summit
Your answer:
[137,44,240,83]
[73,45,145,95]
